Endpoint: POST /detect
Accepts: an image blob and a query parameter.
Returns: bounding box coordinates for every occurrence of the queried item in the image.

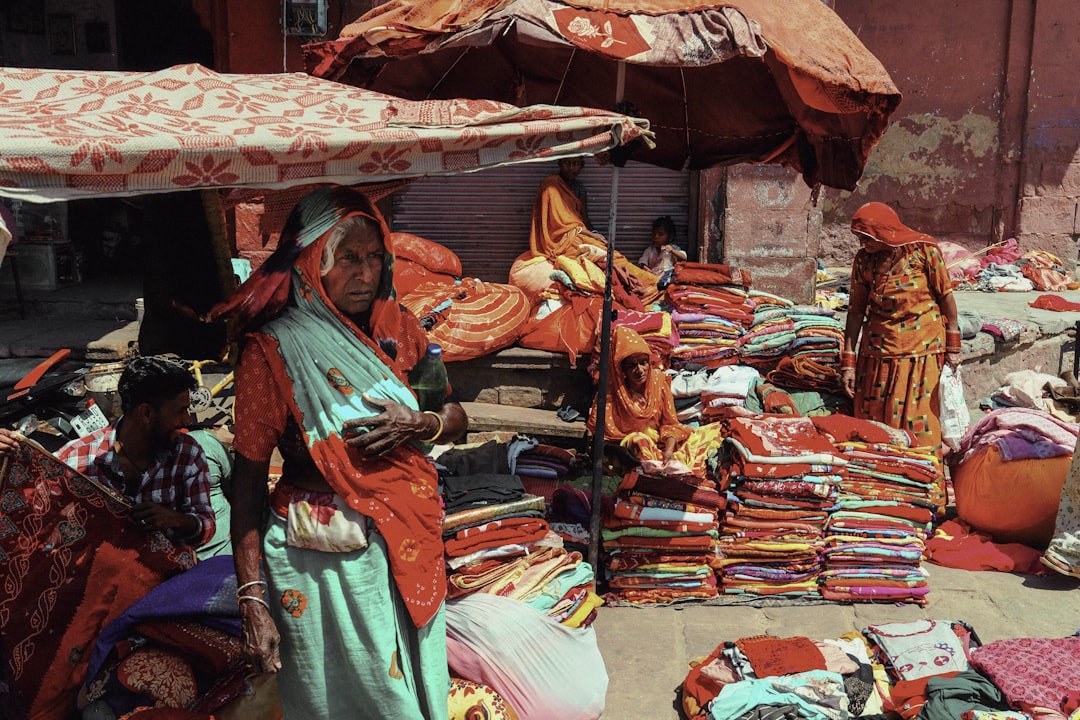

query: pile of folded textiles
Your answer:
[714,415,845,598]
[514,442,581,502]
[737,303,844,393]
[663,262,755,370]
[679,619,1080,720]
[442,473,603,627]
[601,469,726,604]
[815,414,941,606]
[668,364,762,424]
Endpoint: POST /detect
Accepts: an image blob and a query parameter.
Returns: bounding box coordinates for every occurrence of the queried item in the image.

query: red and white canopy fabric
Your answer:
[0,63,651,203]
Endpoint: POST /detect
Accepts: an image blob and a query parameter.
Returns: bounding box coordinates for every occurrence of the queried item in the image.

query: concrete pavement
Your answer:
[593,563,1079,719]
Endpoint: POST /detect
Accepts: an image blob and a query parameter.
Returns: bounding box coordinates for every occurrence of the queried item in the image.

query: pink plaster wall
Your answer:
[821,0,1080,271]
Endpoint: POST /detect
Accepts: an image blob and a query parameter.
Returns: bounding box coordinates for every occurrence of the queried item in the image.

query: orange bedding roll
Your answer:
[952,444,1069,547]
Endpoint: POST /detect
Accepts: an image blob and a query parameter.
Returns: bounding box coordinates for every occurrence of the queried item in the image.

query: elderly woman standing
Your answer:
[214,186,466,719]
[840,202,960,465]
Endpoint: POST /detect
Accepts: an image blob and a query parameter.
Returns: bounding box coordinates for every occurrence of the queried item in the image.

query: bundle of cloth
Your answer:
[667,364,762,424]
[735,303,843,392]
[679,631,883,720]
[513,443,580,502]
[951,406,1076,546]
[714,415,845,598]
[863,618,984,719]
[819,415,941,605]
[664,262,755,369]
[602,470,726,604]
[605,309,679,369]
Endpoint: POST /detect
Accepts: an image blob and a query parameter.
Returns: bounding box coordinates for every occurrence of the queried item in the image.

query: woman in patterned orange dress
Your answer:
[840,202,961,459]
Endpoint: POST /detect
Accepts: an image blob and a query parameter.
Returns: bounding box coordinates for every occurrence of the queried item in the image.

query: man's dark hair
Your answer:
[118,357,196,414]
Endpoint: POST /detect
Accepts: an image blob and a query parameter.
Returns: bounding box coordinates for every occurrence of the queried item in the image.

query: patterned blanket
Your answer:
[0,435,196,720]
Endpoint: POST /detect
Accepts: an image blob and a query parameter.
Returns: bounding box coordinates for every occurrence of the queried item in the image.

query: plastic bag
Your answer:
[940,364,970,452]
[446,593,608,720]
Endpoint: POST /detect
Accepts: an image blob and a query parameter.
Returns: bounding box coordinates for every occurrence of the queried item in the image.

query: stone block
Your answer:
[1016,233,1078,265]
[1018,195,1078,235]
[725,255,817,304]
[723,165,813,212]
[722,210,813,258]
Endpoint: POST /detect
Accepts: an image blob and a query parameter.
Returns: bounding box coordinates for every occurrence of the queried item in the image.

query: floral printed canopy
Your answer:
[304,0,902,190]
[0,63,651,203]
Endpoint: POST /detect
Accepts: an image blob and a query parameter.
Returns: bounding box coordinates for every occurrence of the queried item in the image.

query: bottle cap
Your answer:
[426,343,443,359]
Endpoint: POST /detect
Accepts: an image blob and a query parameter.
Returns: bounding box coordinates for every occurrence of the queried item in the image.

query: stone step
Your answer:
[460,401,589,445]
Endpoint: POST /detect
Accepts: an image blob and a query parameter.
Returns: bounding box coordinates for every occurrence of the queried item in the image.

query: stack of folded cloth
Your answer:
[442,473,551,586]
[668,364,762,424]
[665,262,756,370]
[602,470,727,604]
[811,415,940,606]
[514,443,580,502]
[716,416,845,598]
[737,303,843,385]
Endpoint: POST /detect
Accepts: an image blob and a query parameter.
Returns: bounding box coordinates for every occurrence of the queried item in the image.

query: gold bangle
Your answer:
[420,410,444,443]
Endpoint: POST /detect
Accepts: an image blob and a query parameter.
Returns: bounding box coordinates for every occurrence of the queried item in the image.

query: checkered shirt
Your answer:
[58,420,215,546]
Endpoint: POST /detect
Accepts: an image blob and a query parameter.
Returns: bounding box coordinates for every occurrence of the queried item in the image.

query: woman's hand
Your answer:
[239,601,281,674]
[944,352,962,369]
[342,394,429,456]
[840,368,856,398]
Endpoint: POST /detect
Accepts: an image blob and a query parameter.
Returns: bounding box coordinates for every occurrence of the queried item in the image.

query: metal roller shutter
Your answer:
[389,160,692,282]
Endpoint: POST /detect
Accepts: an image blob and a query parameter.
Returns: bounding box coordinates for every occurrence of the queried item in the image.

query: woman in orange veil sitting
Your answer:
[529,158,659,305]
[587,326,691,465]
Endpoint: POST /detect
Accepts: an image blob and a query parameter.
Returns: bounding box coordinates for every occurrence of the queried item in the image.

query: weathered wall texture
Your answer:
[821,0,1080,270]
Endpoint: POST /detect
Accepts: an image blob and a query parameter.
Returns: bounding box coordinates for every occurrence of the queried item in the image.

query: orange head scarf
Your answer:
[851,202,936,247]
[588,326,668,440]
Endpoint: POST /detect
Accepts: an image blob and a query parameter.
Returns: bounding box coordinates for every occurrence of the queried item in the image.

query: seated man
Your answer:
[529,157,659,305]
[0,356,215,547]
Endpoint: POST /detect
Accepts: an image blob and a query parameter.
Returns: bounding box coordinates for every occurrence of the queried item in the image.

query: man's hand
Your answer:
[0,429,19,457]
[130,501,196,535]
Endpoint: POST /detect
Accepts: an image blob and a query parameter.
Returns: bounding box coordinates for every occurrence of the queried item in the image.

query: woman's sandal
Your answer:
[1040,552,1080,579]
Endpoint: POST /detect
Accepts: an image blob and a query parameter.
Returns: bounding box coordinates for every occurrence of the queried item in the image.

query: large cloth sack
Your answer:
[394,256,457,297]
[390,231,462,276]
[952,444,1070,546]
[401,278,531,361]
[507,251,556,300]
[517,293,604,366]
[445,593,607,720]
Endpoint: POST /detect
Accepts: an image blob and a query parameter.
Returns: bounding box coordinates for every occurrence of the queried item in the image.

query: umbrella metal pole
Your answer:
[588,166,620,580]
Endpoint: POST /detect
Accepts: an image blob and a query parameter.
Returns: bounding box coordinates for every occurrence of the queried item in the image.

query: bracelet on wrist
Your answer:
[236,580,267,598]
[419,410,444,443]
[238,595,271,611]
[945,347,962,354]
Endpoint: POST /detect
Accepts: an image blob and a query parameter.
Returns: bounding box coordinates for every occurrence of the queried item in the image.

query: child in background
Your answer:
[639,215,686,275]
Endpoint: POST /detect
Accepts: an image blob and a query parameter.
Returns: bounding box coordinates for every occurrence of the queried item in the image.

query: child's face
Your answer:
[651,226,671,247]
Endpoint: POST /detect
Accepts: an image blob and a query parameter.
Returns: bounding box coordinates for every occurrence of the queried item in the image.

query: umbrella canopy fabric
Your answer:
[0,63,651,203]
[305,0,901,190]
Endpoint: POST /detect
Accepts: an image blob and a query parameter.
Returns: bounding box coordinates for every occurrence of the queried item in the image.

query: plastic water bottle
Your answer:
[408,343,448,412]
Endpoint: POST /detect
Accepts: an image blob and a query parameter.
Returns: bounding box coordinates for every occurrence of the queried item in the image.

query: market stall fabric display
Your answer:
[677,621,1080,720]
